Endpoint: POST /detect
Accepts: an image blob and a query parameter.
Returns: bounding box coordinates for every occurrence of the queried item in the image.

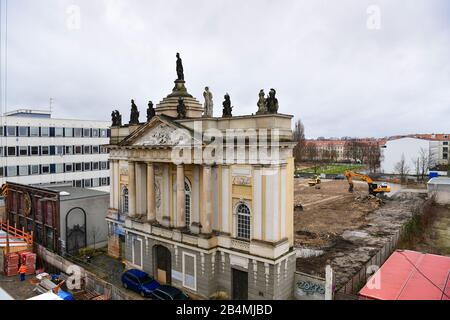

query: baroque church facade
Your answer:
[106,55,296,300]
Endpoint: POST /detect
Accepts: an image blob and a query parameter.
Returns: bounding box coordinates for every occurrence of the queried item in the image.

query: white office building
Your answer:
[0,109,111,192]
[380,137,439,175]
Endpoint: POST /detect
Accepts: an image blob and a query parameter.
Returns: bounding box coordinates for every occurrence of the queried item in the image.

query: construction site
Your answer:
[293,177,432,296]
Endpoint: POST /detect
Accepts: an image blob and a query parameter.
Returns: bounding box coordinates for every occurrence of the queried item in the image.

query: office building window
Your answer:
[7,166,17,177]
[41,146,50,155]
[92,162,99,170]
[41,127,50,137]
[74,163,83,172]
[19,146,28,156]
[92,129,99,137]
[42,165,50,174]
[74,146,83,154]
[65,164,73,172]
[7,147,16,156]
[100,129,107,137]
[101,161,108,170]
[56,146,64,155]
[92,178,100,187]
[30,127,39,137]
[65,146,73,155]
[31,146,39,156]
[84,162,91,171]
[55,127,64,137]
[65,128,73,137]
[19,166,28,176]
[444,153,448,160]
[444,147,449,153]
[83,146,91,154]
[0,147,3,156]
[55,164,64,173]
[84,179,92,188]
[101,177,109,186]
[75,180,82,188]
[18,126,28,136]
[444,142,449,146]
[74,128,82,137]
[0,126,3,136]
[83,128,91,137]
[31,165,40,175]
[0,167,3,177]
[100,147,108,154]
[92,146,99,154]
[7,126,16,136]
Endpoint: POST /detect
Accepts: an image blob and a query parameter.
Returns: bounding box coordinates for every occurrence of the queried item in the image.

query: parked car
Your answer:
[334,174,345,180]
[121,269,160,297]
[149,285,190,300]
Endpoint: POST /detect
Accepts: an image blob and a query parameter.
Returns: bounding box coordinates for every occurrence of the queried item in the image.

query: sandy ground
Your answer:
[293,178,428,289]
[294,179,381,247]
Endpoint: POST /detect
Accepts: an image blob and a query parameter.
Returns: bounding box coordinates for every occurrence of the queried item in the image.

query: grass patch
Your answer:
[297,164,365,175]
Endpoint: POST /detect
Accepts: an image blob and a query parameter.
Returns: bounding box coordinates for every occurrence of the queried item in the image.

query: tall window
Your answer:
[185,180,191,227]
[122,187,129,213]
[236,203,251,240]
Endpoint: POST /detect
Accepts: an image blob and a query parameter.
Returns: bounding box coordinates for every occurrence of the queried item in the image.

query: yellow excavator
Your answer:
[344,170,391,196]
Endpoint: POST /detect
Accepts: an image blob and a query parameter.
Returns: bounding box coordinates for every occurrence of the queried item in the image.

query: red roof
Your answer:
[359,250,450,300]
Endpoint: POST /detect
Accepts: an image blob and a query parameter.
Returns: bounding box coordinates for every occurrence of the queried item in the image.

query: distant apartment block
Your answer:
[0,109,111,192]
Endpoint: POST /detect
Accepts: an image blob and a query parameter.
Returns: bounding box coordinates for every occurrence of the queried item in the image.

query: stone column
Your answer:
[128,161,136,217]
[114,161,120,210]
[147,163,156,221]
[202,165,212,234]
[109,160,115,209]
[176,164,186,228]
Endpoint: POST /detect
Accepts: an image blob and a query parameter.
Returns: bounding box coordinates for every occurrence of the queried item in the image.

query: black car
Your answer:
[149,285,190,300]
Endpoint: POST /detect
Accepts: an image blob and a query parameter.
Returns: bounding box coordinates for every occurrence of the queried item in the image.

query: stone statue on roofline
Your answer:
[256,89,267,114]
[111,110,122,126]
[129,99,140,125]
[176,52,184,81]
[147,101,155,122]
[222,93,233,118]
[177,97,187,119]
[266,88,279,114]
[203,86,213,117]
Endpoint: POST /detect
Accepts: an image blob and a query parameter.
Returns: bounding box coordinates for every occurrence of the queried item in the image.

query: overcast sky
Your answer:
[1,0,449,138]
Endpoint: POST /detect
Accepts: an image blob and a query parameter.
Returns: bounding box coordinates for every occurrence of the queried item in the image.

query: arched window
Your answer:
[236,203,251,240]
[122,187,129,214]
[185,180,191,227]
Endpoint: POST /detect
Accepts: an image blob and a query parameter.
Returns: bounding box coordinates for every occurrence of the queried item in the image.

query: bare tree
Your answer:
[293,119,306,164]
[419,148,430,182]
[365,143,381,173]
[395,154,410,184]
[412,157,420,181]
[305,142,318,162]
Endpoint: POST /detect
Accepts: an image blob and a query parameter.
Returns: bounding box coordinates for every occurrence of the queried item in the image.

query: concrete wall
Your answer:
[60,194,109,250]
[294,272,326,300]
[381,138,432,174]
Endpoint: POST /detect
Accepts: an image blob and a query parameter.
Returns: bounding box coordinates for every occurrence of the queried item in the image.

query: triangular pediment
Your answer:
[120,116,195,147]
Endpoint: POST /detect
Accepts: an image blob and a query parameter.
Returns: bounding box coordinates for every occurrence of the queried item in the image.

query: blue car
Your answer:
[121,269,160,297]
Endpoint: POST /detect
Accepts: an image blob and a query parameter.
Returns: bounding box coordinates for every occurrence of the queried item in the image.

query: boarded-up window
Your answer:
[182,253,196,291]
